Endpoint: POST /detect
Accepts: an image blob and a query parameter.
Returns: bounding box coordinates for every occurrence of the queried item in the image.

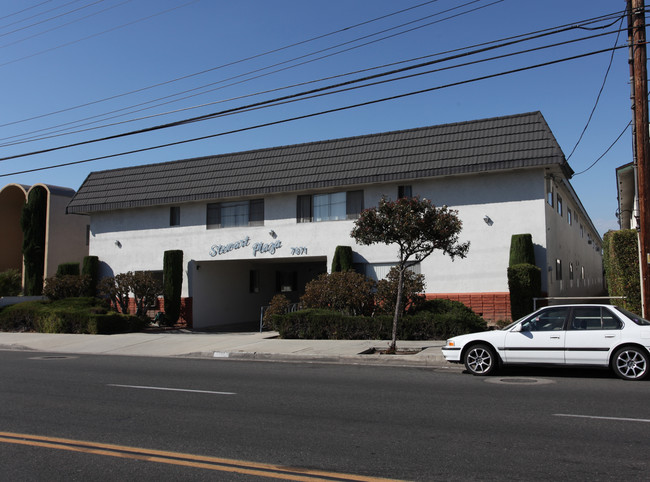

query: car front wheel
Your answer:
[464,344,497,376]
[612,346,649,381]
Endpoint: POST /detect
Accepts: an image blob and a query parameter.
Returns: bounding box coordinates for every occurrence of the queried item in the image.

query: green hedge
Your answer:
[508,263,542,320]
[0,297,144,334]
[270,301,487,340]
[509,234,535,266]
[331,246,353,272]
[163,250,183,325]
[56,262,80,277]
[82,256,100,297]
[604,229,641,314]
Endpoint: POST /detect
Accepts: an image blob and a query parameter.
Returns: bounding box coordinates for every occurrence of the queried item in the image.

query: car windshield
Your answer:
[501,315,528,331]
[614,306,650,326]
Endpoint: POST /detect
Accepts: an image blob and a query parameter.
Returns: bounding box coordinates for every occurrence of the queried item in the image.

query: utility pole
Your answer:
[628,0,650,316]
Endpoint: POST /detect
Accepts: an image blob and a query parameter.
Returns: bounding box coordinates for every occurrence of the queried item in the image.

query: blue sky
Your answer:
[0,0,636,237]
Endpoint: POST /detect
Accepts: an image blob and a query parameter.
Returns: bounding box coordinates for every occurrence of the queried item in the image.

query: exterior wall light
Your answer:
[115,240,122,248]
[269,230,277,238]
[483,215,493,226]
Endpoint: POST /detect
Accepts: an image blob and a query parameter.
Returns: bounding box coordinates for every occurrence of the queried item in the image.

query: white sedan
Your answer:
[442,304,650,380]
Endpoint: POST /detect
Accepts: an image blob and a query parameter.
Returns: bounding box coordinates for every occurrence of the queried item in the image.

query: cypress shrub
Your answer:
[603,229,641,314]
[163,250,183,325]
[331,246,353,272]
[82,256,100,297]
[508,263,542,320]
[509,234,535,266]
[56,262,80,277]
[21,187,48,295]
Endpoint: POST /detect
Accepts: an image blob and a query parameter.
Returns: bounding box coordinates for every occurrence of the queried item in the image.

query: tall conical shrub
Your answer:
[507,233,540,320]
[21,187,48,295]
[163,250,183,325]
[509,234,535,266]
[332,246,353,272]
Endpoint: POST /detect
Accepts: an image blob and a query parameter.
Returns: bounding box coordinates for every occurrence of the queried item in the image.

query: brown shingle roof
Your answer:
[67,111,569,214]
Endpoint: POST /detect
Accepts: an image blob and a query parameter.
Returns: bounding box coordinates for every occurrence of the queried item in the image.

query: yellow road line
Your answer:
[0,431,403,482]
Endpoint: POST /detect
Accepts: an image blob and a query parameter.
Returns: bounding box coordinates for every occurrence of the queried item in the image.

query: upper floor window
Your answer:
[546,178,554,207]
[297,190,363,223]
[556,195,563,216]
[207,199,264,229]
[567,208,572,225]
[398,185,412,199]
[556,259,562,281]
[170,206,180,226]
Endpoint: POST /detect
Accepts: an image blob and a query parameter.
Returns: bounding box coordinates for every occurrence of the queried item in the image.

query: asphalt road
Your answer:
[1,351,649,481]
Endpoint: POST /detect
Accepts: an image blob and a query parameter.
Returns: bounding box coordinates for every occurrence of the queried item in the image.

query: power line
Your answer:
[0,45,626,178]
[0,24,625,162]
[0,0,445,128]
[0,0,200,68]
[566,14,625,160]
[0,0,507,144]
[1,9,625,148]
[573,121,632,176]
[0,0,54,23]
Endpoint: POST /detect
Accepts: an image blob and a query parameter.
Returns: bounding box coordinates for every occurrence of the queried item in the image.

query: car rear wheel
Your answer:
[612,346,649,381]
[464,344,497,376]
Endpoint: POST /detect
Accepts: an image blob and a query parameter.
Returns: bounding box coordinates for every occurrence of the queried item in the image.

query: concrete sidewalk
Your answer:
[0,330,449,368]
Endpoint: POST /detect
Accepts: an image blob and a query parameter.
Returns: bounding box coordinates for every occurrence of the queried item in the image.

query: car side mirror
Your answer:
[511,324,522,332]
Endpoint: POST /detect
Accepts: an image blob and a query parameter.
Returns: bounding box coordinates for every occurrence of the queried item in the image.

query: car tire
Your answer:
[464,344,497,376]
[612,346,649,381]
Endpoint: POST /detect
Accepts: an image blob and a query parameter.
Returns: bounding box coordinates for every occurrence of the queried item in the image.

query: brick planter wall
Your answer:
[426,292,511,323]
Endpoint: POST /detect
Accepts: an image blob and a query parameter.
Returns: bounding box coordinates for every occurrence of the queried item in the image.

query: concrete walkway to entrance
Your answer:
[0,330,449,368]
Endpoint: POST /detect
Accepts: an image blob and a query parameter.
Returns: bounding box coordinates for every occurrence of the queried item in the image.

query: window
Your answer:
[580,224,584,238]
[556,195,563,216]
[556,259,562,281]
[398,185,412,199]
[297,190,363,222]
[207,199,264,229]
[85,225,90,246]
[567,208,572,225]
[569,307,621,330]
[569,262,574,281]
[521,307,568,332]
[546,178,554,207]
[170,206,180,226]
[314,192,346,221]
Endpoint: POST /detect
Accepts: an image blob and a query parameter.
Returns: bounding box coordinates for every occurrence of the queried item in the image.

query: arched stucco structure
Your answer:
[0,184,29,273]
[0,183,89,291]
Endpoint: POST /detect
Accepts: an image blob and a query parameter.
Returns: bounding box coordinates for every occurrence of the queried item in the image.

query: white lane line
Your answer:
[555,413,650,423]
[108,384,236,395]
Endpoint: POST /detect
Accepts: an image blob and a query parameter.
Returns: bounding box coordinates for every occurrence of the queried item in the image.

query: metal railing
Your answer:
[259,303,300,332]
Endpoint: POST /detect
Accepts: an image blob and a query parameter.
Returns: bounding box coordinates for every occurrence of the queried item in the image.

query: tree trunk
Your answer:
[390,267,405,352]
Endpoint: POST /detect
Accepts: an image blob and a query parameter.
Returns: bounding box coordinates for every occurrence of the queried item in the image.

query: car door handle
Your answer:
[605,335,616,338]
[550,336,560,339]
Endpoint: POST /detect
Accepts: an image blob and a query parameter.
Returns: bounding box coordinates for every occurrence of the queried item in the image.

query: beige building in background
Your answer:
[0,183,89,288]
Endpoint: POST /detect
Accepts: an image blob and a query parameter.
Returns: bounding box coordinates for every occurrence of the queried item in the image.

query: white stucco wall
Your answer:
[88,168,602,327]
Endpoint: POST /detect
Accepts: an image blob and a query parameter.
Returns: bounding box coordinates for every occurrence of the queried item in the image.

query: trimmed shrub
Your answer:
[331,246,353,272]
[56,263,80,277]
[263,293,291,329]
[163,250,183,325]
[43,275,91,300]
[0,269,22,296]
[272,301,487,340]
[21,187,47,295]
[508,263,542,320]
[301,271,375,316]
[0,297,143,334]
[509,234,535,266]
[375,266,426,315]
[604,229,641,314]
[82,256,100,297]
